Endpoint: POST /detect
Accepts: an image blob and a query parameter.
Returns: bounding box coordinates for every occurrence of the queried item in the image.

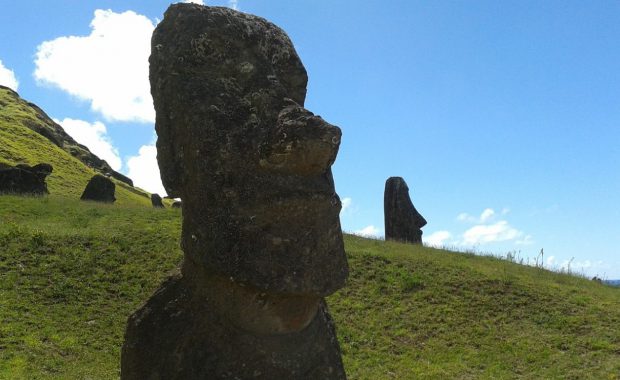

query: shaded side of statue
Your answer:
[121,4,348,379]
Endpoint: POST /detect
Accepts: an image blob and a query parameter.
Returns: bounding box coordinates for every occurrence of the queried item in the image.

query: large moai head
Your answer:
[150,4,347,296]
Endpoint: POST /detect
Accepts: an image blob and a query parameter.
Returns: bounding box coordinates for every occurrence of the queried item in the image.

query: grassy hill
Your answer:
[1,88,619,379]
[0,86,150,206]
[1,195,619,379]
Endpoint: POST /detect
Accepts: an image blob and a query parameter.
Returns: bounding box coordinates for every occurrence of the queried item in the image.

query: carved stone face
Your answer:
[150,4,348,296]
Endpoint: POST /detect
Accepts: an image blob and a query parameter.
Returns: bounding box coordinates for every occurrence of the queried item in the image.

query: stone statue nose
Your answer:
[259,105,341,176]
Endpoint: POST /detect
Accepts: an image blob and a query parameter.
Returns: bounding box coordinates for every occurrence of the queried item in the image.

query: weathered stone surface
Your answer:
[149,3,347,295]
[0,163,53,195]
[21,163,53,177]
[122,4,348,379]
[122,263,346,379]
[384,177,427,243]
[151,193,164,208]
[80,174,115,203]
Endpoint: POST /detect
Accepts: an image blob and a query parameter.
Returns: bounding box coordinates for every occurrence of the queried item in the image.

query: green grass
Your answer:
[0,196,182,379]
[1,195,619,379]
[0,87,151,206]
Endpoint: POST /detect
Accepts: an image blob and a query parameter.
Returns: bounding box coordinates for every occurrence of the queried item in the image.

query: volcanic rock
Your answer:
[384,176,427,243]
[0,163,53,195]
[151,193,164,208]
[122,4,348,379]
[80,174,116,203]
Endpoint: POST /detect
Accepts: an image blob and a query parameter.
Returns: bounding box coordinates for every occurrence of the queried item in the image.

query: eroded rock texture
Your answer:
[122,4,348,379]
[80,174,116,203]
[384,177,427,243]
[0,163,53,195]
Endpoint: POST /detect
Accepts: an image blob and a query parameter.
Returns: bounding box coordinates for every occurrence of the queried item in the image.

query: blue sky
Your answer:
[1,1,618,278]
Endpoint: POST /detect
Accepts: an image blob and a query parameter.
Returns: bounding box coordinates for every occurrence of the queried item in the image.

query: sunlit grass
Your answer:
[1,195,619,379]
[0,87,151,206]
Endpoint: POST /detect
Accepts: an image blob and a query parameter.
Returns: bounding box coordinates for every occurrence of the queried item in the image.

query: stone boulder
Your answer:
[384,176,427,243]
[151,193,164,208]
[0,163,53,195]
[122,4,348,379]
[80,174,116,203]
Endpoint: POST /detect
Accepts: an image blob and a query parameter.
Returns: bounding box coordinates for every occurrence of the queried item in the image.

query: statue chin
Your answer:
[184,261,321,335]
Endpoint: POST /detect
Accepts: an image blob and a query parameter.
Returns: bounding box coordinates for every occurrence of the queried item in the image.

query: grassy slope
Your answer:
[1,196,619,379]
[0,88,150,206]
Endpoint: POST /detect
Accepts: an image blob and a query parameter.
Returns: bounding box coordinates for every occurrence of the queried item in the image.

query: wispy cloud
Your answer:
[456,213,474,223]
[546,256,607,275]
[424,230,452,247]
[462,220,522,245]
[457,208,497,224]
[480,208,495,223]
[184,0,205,4]
[0,59,18,91]
[455,207,529,246]
[229,0,239,10]
[340,197,352,213]
[515,234,534,245]
[354,225,381,238]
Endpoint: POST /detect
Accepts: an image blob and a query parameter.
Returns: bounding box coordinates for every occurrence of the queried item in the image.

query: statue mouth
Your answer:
[243,192,342,222]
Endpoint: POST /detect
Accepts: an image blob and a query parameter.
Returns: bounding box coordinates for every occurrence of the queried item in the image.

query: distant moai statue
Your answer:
[384,177,427,243]
[0,163,53,196]
[150,193,164,208]
[80,174,115,203]
[121,4,348,379]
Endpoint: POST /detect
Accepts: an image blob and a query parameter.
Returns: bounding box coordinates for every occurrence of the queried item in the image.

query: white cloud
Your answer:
[456,212,475,223]
[229,0,239,10]
[126,144,166,195]
[424,231,452,247]
[458,208,497,224]
[55,117,121,171]
[544,256,608,276]
[559,259,605,273]
[340,197,352,213]
[479,208,495,223]
[462,220,522,245]
[0,59,19,91]
[34,9,155,123]
[354,225,381,238]
[455,208,531,247]
[515,234,534,245]
[184,0,205,4]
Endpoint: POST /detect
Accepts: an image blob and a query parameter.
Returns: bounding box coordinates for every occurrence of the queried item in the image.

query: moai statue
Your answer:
[150,193,164,208]
[121,4,349,379]
[384,177,427,243]
[0,163,53,195]
[80,174,115,203]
